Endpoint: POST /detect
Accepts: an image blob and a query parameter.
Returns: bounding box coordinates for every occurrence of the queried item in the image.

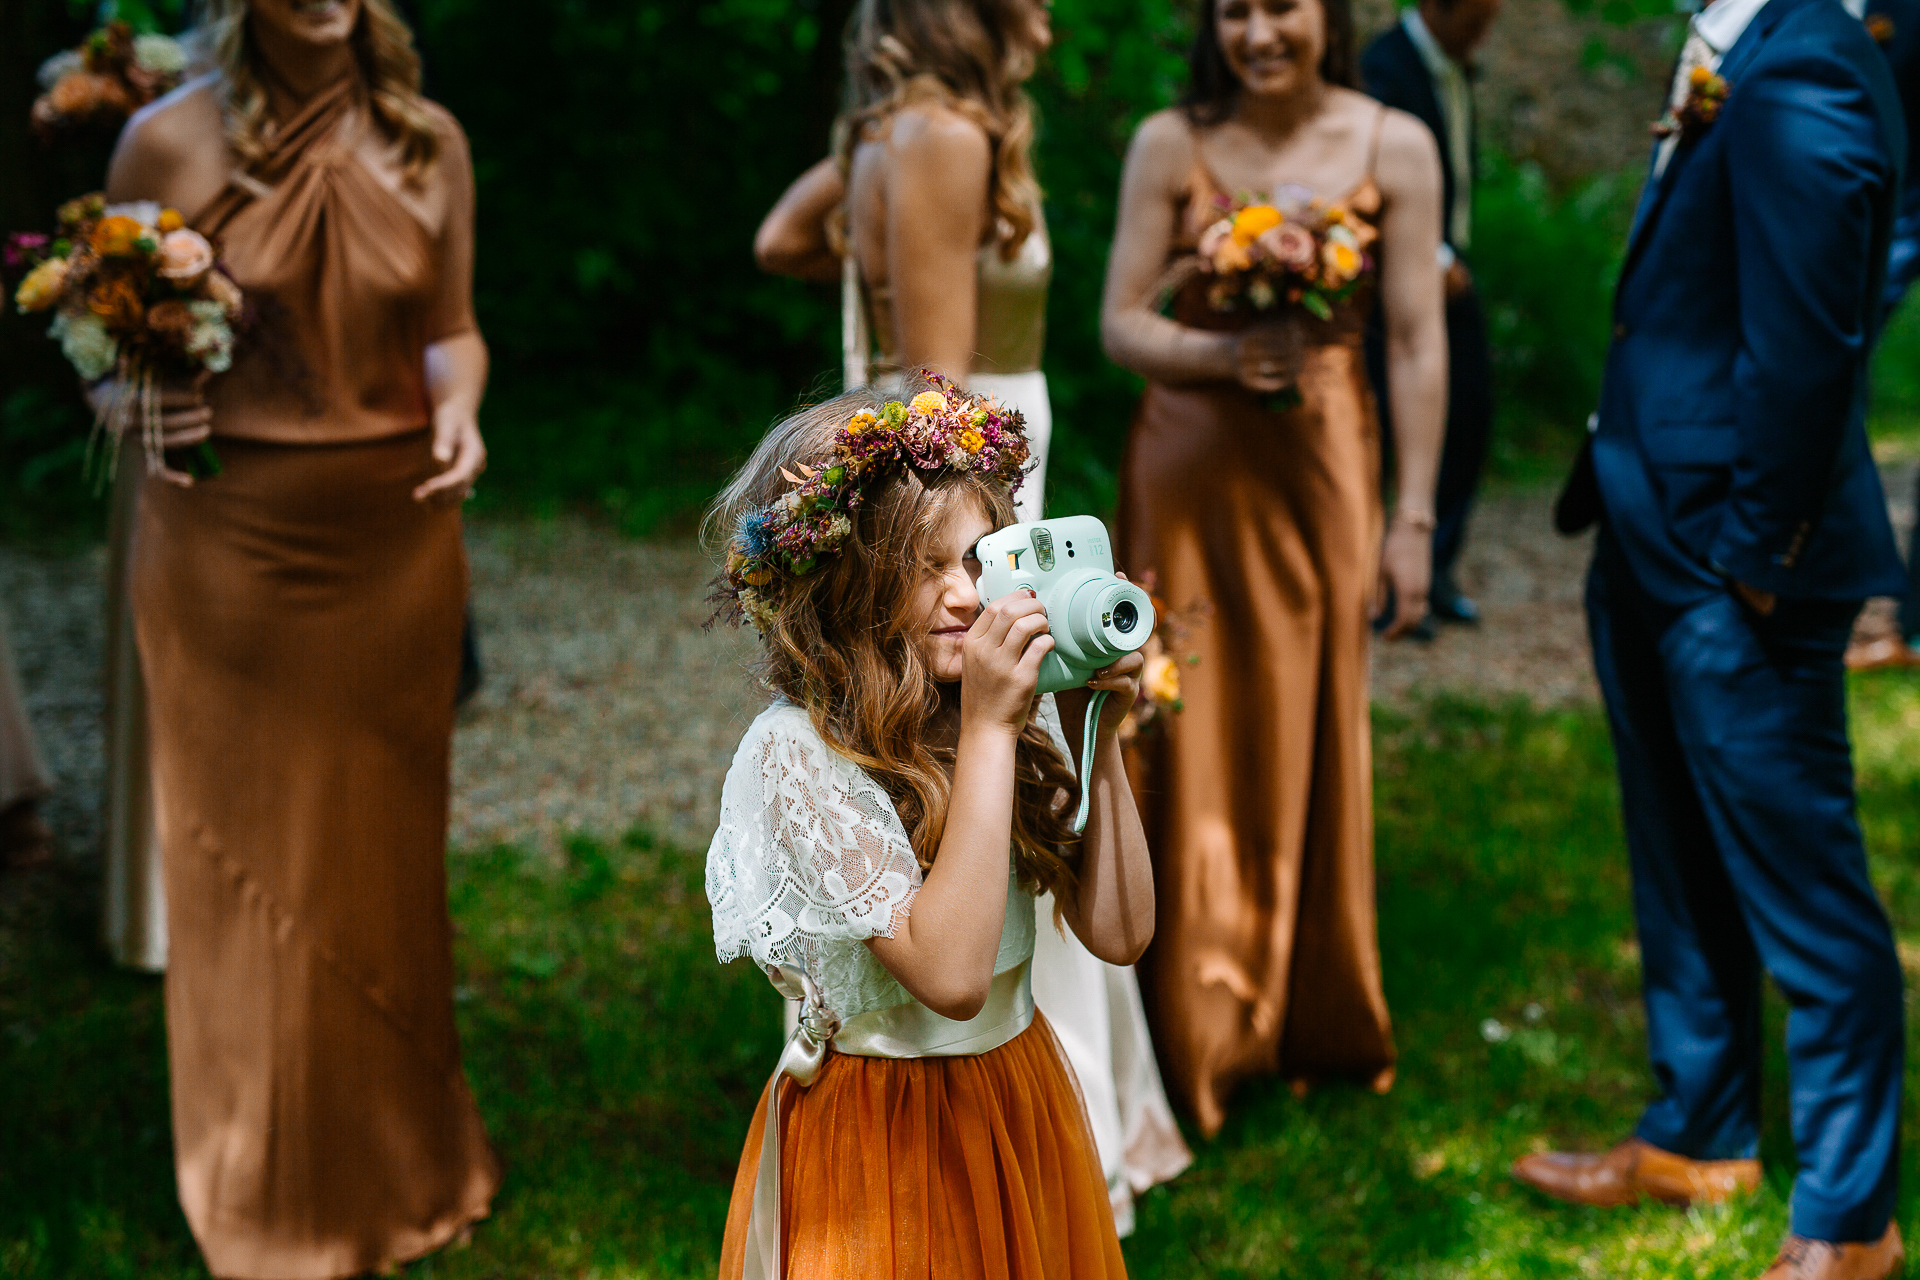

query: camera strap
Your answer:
[1072,689,1110,835]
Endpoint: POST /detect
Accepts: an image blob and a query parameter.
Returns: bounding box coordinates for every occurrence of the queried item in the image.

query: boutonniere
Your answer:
[1653,65,1732,140]
[1868,13,1897,44]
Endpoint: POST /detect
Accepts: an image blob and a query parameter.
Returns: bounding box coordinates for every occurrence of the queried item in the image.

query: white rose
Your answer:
[133,35,188,77]
[37,50,84,91]
[104,201,162,234]
[51,310,119,382]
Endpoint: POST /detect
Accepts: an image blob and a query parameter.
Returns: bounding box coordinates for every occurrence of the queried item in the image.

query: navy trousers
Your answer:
[1586,530,1904,1243]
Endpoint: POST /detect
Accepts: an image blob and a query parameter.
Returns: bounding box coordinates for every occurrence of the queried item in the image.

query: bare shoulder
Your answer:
[886,101,991,171]
[1369,103,1442,192]
[415,96,470,153]
[114,74,223,170]
[108,74,227,204]
[1124,108,1196,184]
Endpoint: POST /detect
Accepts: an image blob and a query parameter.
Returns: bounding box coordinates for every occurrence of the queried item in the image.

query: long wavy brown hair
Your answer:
[708,380,1082,898]
[835,0,1045,259]
[195,0,440,176]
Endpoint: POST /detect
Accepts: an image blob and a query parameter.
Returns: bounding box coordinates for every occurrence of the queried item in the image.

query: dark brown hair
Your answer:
[1180,0,1358,126]
[706,378,1082,896]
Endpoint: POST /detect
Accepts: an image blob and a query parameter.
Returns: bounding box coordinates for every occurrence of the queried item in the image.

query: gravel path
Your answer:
[6,468,1914,860]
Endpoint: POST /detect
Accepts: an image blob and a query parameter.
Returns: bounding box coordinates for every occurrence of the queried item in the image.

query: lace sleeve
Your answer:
[707,706,923,975]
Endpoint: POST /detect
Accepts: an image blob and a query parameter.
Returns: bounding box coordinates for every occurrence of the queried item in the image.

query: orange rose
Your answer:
[90,215,147,258]
[45,72,132,123]
[87,274,146,333]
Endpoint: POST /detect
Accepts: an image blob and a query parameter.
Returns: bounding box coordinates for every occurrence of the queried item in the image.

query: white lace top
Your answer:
[707,698,1072,1022]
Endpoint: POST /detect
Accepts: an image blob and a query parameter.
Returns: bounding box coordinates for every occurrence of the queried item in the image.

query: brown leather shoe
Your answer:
[1512,1137,1760,1208]
[1760,1223,1905,1280]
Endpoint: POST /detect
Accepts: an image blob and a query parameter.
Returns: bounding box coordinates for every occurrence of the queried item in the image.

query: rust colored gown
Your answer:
[1119,148,1397,1138]
[129,78,499,1279]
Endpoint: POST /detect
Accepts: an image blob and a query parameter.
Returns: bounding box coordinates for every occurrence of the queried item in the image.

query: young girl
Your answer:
[706,374,1151,1279]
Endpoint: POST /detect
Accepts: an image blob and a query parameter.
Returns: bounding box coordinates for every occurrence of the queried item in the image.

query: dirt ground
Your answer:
[6,468,1914,860]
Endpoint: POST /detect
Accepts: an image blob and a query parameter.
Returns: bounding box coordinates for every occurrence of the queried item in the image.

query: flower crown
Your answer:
[715,372,1031,633]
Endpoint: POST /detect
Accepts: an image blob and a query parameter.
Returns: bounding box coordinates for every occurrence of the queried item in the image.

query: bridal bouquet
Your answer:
[31,22,188,139]
[9,194,241,481]
[1194,186,1377,320]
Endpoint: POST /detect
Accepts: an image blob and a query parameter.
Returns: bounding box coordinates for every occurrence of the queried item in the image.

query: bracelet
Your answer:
[1392,509,1437,533]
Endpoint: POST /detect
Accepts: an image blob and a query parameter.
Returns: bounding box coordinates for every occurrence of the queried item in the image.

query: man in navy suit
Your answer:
[1529,1,1908,1274]
[1361,0,1501,631]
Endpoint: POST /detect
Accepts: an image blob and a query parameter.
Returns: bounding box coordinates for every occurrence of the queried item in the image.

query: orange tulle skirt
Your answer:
[718,1015,1128,1280]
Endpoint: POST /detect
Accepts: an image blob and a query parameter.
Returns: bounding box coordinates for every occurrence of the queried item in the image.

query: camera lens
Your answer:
[1111,600,1139,634]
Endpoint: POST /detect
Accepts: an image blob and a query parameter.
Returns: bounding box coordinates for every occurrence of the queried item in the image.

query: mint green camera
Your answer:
[975,516,1156,694]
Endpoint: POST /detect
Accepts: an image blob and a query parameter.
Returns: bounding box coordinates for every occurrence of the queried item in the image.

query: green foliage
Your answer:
[9,684,1920,1276]
[1470,152,1637,483]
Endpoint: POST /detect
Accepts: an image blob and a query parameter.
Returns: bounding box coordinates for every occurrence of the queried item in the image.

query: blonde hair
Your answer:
[195,0,440,175]
[707,380,1082,897]
[835,0,1043,259]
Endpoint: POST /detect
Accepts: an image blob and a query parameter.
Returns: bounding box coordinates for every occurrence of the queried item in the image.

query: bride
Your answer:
[754,0,1190,1233]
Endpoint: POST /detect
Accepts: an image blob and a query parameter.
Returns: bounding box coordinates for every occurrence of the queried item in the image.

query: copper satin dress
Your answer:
[129,79,498,1279]
[1119,149,1397,1138]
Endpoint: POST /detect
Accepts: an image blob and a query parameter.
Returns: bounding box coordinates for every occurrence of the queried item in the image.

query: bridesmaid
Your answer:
[755,0,1193,1231]
[1102,0,1446,1136]
[103,0,499,1274]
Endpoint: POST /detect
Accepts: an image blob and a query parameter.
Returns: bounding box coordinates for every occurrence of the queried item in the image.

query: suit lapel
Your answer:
[1619,0,1811,285]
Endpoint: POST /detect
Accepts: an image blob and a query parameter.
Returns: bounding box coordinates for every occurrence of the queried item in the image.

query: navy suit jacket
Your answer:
[1360,23,1475,253]
[1566,0,1907,606]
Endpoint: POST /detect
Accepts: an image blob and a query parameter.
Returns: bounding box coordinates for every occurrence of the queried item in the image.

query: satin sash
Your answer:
[742,961,1036,1280]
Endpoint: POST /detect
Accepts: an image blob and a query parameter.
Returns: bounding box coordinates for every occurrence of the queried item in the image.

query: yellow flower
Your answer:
[1322,240,1362,286]
[846,410,878,434]
[910,390,946,417]
[89,215,146,258]
[1144,653,1181,705]
[1231,204,1283,246]
[959,428,985,454]
[1689,65,1713,88]
[13,255,70,313]
[156,208,184,233]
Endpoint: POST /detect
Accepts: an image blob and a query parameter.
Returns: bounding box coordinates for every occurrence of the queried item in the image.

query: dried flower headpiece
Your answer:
[714,372,1031,633]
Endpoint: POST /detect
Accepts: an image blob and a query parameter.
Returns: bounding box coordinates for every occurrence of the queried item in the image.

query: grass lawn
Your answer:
[5,677,1920,1279]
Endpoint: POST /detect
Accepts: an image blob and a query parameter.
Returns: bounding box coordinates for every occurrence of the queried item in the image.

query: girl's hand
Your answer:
[1084,651,1146,739]
[1234,323,1301,394]
[1377,511,1433,639]
[961,590,1054,738]
[414,405,487,506]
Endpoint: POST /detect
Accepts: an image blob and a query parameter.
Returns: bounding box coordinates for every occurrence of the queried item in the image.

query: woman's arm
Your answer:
[1052,658,1154,965]
[1372,111,1448,637]
[868,592,1055,1020]
[414,114,487,505]
[414,331,488,505]
[879,107,991,380]
[755,157,845,282]
[1101,111,1252,386]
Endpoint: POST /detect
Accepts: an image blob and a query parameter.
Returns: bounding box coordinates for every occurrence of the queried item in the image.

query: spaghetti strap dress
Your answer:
[129,76,499,1278]
[1118,112,1398,1137]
